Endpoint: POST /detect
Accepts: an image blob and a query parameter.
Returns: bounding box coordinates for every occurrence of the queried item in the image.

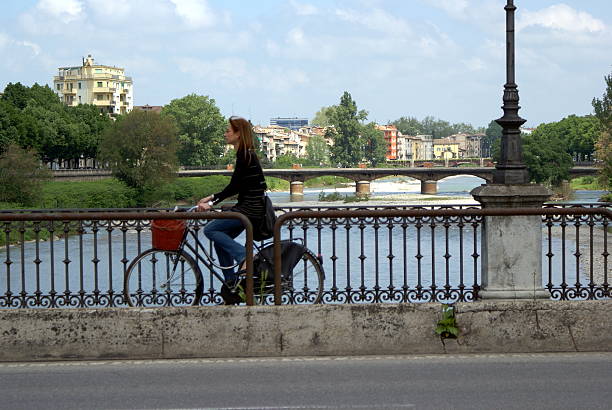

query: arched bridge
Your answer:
[179,166,598,196]
[52,166,599,196]
[181,167,495,196]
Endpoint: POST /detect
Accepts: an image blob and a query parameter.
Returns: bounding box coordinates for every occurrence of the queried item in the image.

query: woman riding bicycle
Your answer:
[197,116,267,304]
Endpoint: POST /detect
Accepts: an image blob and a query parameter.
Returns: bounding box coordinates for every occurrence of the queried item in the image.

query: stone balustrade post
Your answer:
[471,184,551,300]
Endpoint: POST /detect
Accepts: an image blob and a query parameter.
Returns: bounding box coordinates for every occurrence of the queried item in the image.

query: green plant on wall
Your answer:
[237,268,271,305]
[435,304,459,339]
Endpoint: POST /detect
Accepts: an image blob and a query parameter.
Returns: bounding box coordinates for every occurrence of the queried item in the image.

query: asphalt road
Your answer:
[0,352,610,410]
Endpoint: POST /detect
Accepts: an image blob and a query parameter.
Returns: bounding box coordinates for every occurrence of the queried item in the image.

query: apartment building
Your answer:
[53,55,133,115]
[376,124,399,160]
[413,135,434,160]
[254,125,310,162]
[433,137,460,159]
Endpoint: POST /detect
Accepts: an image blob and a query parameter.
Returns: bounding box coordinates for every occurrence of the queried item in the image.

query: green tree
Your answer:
[328,92,368,167]
[484,120,502,158]
[0,143,51,205]
[162,94,226,167]
[592,72,612,189]
[392,116,423,136]
[311,106,337,127]
[522,127,573,185]
[273,153,301,168]
[99,110,178,204]
[552,115,599,161]
[305,134,330,166]
[0,82,110,166]
[361,122,386,166]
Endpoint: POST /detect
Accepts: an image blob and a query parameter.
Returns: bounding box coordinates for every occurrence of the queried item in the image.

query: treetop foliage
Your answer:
[162,94,227,167]
[0,82,111,163]
[325,91,386,167]
[392,115,483,138]
[592,72,612,189]
[99,110,178,204]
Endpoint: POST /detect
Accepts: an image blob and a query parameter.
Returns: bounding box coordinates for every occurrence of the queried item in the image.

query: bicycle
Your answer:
[123,206,325,307]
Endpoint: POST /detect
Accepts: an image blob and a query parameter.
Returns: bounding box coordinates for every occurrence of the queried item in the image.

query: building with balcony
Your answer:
[376,124,399,161]
[53,55,133,116]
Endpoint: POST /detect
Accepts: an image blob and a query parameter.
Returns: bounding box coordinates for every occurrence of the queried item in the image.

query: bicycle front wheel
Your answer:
[123,249,203,307]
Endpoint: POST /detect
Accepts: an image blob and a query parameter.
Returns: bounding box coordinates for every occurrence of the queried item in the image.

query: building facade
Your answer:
[376,124,399,161]
[53,55,133,115]
[270,117,309,130]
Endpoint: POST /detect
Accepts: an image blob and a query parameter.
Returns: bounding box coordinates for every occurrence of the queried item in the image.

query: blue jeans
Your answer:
[203,219,246,282]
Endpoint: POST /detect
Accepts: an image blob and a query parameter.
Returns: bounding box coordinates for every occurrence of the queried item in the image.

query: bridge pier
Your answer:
[290,181,304,199]
[355,181,370,197]
[420,180,437,195]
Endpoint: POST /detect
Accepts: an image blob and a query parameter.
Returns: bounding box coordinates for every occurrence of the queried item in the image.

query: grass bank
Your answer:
[570,176,606,191]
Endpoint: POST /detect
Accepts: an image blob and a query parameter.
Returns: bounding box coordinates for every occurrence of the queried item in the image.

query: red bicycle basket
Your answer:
[151,219,187,251]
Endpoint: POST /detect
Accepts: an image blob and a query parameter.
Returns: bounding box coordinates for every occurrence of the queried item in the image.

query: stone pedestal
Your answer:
[356,181,370,197]
[420,180,437,195]
[471,184,552,300]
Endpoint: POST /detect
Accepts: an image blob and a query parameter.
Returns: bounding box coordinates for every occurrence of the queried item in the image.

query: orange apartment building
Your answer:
[375,124,399,161]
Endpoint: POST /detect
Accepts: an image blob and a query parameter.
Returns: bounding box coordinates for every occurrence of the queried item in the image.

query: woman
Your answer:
[198,116,267,303]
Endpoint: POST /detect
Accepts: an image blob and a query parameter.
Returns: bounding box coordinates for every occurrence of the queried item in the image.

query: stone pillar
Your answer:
[480,157,484,167]
[471,184,551,300]
[290,181,304,201]
[410,159,415,168]
[356,181,370,197]
[420,180,437,194]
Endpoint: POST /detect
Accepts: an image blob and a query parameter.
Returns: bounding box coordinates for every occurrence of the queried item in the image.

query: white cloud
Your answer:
[425,0,468,17]
[85,0,131,18]
[290,0,317,16]
[36,0,84,23]
[335,7,412,36]
[287,27,306,46]
[170,0,216,29]
[518,4,605,33]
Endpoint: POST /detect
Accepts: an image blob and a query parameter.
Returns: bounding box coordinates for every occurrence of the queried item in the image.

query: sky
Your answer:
[0,0,611,129]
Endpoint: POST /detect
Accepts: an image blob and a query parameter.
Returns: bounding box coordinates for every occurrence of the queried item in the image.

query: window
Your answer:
[78,82,82,89]
[78,96,81,103]
[56,84,61,90]
[97,82,103,87]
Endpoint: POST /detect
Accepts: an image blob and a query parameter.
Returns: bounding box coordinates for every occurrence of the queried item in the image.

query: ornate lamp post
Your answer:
[470,0,551,300]
[493,0,529,184]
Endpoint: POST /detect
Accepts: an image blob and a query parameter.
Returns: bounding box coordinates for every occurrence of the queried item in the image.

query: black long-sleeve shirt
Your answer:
[212,149,267,222]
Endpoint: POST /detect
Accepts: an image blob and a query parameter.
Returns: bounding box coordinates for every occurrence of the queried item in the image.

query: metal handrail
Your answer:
[0,211,256,306]
[272,206,611,305]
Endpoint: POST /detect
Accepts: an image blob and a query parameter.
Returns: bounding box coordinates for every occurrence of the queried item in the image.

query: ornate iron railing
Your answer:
[0,204,609,308]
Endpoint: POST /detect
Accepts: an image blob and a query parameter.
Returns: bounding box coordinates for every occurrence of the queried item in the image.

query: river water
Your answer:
[0,176,607,304]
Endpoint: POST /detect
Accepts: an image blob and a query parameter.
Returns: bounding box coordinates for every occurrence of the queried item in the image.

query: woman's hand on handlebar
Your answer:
[197,195,214,211]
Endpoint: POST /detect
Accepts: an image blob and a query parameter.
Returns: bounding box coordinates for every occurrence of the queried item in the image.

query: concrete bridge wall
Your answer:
[0,300,609,361]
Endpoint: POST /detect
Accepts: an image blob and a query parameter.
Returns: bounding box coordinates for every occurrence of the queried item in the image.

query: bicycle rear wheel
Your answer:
[123,249,203,307]
[281,250,324,304]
